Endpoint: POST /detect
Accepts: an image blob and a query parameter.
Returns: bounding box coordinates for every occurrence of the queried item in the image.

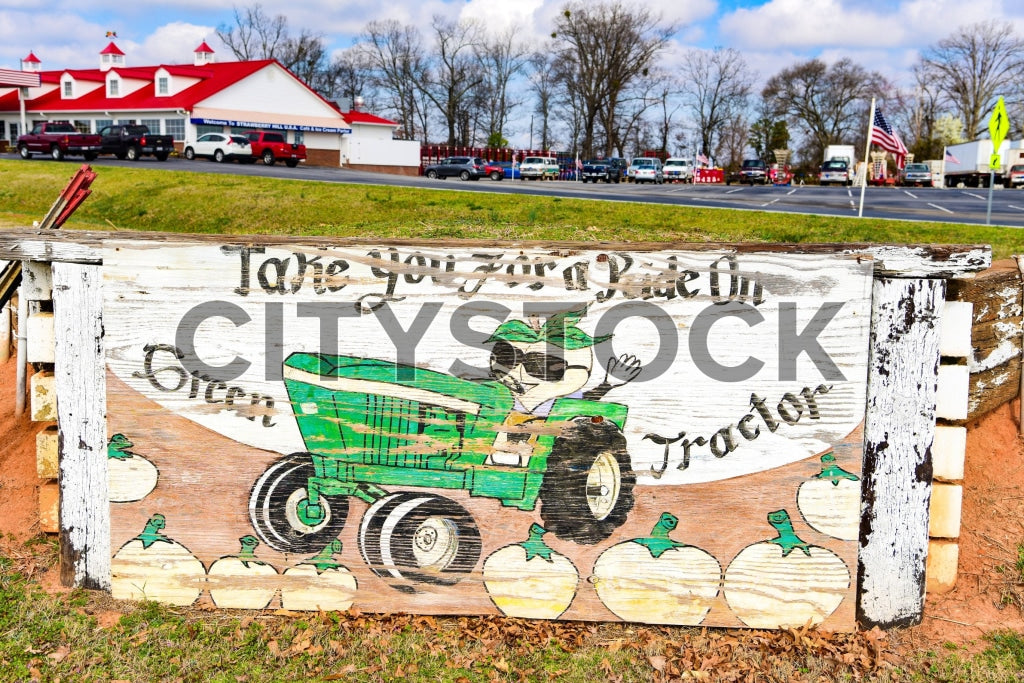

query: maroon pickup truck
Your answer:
[17,121,102,161]
[244,130,306,167]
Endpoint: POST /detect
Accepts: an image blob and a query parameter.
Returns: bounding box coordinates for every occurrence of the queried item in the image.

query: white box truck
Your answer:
[942,139,1024,188]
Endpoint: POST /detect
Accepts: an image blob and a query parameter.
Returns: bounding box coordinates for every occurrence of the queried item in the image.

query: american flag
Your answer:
[870,109,908,168]
[696,152,710,166]
[944,149,960,164]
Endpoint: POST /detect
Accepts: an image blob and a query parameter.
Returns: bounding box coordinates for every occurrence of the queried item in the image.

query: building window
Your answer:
[164,118,186,141]
[8,122,19,141]
[294,131,304,145]
[63,81,73,98]
[140,118,161,133]
[74,121,90,134]
[157,77,169,95]
[108,79,119,97]
[196,124,222,136]
[95,119,113,133]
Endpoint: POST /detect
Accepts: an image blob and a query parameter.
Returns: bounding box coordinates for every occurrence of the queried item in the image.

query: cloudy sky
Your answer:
[4,0,1023,76]
[2,0,1023,146]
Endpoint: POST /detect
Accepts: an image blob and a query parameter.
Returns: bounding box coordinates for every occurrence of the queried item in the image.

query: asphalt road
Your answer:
[21,153,1024,228]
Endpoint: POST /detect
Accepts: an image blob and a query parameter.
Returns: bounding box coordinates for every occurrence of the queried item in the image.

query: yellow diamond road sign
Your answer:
[990,97,1010,149]
[990,153,1002,171]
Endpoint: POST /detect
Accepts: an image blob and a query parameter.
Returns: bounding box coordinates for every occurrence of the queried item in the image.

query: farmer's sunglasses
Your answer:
[489,341,588,381]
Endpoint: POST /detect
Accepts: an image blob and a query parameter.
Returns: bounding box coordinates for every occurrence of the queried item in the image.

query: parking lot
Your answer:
[20,153,1024,228]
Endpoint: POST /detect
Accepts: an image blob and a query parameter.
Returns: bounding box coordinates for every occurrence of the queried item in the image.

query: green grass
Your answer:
[3,536,1024,682]
[1,159,1022,258]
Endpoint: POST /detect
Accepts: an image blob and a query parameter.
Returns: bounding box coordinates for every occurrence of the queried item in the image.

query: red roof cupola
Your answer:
[100,41,125,71]
[22,51,41,72]
[194,41,215,66]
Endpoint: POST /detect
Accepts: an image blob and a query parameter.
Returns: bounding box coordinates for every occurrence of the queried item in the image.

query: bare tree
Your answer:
[216,4,289,61]
[320,47,375,106]
[528,50,558,150]
[476,27,530,147]
[762,58,887,163]
[421,16,484,146]
[357,20,428,140]
[552,1,677,158]
[717,111,750,171]
[681,47,753,161]
[919,21,1024,139]
[280,28,328,89]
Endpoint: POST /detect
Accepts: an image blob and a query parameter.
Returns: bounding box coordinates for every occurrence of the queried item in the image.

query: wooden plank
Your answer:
[858,277,944,629]
[102,241,874,629]
[0,227,992,277]
[53,262,110,590]
[22,260,53,300]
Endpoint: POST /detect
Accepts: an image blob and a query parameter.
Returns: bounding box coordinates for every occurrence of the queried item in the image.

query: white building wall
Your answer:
[202,64,340,119]
[341,124,419,167]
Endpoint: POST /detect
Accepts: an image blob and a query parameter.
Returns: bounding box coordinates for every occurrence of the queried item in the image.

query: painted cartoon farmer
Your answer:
[484,306,641,466]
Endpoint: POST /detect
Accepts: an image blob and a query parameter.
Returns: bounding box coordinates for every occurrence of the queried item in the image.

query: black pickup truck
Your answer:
[98,124,174,161]
[581,158,626,183]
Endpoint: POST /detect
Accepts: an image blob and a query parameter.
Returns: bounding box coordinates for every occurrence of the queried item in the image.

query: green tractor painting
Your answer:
[248,309,641,588]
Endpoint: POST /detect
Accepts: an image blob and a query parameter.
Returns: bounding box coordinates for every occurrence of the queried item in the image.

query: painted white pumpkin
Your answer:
[724,510,850,629]
[482,524,579,619]
[107,434,158,503]
[591,512,721,625]
[207,535,279,610]
[797,453,861,541]
[280,539,358,611]
[111,514,205,606]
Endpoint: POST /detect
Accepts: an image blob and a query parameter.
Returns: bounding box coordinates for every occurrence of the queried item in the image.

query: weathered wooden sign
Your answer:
[100,240,873,629]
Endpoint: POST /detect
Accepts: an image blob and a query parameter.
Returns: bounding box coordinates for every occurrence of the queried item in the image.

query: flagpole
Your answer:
[858,97,876,218]
[941,146,946,189]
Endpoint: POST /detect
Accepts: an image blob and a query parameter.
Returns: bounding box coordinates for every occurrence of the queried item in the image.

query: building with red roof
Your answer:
[0,41,419,172]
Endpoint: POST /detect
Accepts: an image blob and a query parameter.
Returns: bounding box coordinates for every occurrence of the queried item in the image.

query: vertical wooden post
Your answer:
[857,277,945,628]
[0,302,9,363]
[52,262,109,590]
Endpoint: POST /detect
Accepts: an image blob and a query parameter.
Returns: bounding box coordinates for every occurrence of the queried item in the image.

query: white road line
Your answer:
[927,203,954,214]
[726,188,744,194]
[1008,205,1024,212]
[903,190,918,199]
[964,191,986,200]
[761,198,780,207]
[787,188,797,195]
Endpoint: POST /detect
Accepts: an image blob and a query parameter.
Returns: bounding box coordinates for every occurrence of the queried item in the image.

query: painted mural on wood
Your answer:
[102,241,872,629]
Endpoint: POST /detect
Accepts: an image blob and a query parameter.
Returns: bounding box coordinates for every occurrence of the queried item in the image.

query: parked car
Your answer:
[726,159,769,185]
[819,159,852,186]
[899,163,933,187]
[483,161,521,180]
[183,133,252,163]
[1009,164,1024,189]
[520,156,559,180]
[245,130,306,167]
[663,157,694,183]
[16,121,102,161]
[581,158,626,183]
[98,124,174,161]
[423,156,487,180]
[629,157,664,184]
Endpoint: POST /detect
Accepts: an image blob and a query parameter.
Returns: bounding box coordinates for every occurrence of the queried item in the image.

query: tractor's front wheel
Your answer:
[539,418,635,545]
[249,453,348,554]
[359,492,481,589]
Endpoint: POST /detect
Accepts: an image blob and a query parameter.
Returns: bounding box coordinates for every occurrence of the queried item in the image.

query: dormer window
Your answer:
[157,76,169,95]
[62,80,73,98]
[108,79,120,97]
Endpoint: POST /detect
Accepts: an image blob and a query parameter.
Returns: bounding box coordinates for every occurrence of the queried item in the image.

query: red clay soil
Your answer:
[1,355,1023,649]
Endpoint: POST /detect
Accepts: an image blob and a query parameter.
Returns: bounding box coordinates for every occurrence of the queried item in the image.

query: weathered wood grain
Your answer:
[101,241,874,629]
[858,277,944,629]
[53,262,110,590]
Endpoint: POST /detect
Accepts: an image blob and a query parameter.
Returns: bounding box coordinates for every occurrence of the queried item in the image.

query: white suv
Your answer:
[520,156,559,180]
[663,158,693,183]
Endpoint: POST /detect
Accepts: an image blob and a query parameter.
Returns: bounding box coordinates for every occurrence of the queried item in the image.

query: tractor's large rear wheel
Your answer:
[249,453,348,554]
[539,418,635,544]
[359,492,480,590]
